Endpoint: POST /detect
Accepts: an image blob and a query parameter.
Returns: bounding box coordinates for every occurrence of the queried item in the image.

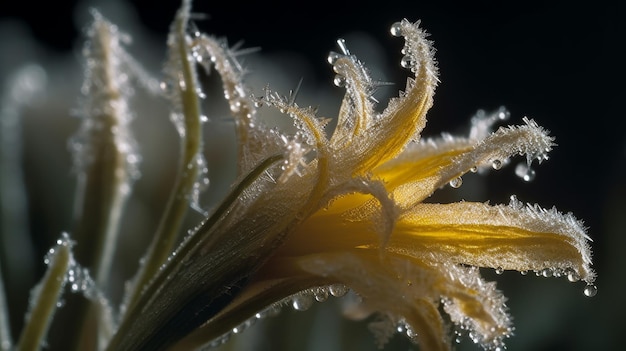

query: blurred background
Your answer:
[1,0,624,350]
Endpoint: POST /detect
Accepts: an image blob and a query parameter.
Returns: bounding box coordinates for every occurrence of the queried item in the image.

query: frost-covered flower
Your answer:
[0,1,595,351]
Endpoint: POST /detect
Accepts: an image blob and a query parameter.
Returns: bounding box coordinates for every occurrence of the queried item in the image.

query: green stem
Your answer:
[107,153,283,351]
[16,242,71,351]
[125,0,203,315]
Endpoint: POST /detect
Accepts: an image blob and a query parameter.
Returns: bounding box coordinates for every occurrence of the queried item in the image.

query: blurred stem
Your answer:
[0,262,11,351]
[15,241,71,351]
[1,66,43,340]
[125,0,203,314]
[69,13,135,351]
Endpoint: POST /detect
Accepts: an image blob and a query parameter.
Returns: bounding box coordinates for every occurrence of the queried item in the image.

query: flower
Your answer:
[1,1,595,351]
[106,6,594,351]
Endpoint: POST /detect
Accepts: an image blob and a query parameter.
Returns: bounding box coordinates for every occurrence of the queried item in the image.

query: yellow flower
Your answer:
[106,6,595,351]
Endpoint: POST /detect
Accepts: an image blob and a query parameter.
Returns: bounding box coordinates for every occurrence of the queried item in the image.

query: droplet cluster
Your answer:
[201,284,350,349]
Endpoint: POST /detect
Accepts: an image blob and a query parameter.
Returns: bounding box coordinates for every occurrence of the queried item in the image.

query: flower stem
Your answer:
[16,240,71,351]
[124,0,203,318]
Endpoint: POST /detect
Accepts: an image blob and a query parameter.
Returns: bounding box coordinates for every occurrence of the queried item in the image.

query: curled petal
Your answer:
[337,19,438,176]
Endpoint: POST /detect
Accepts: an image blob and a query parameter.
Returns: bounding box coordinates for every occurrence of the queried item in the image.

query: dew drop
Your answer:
[541,268,553,278]
[469,165,478,173]
[400,55,413,69]
[567,270,580,283]
[390,22,403,37]
[515,163,536,182]
[496,106,510,120]
[449,176,463,189]
[406,327,417,338]
[159,81,172,94]
[313,287,329,302]
[520,270,528,275]
[495,267,504,275]
[327,51,340,65]
[329,284,348,297]
[492,159,502,170]
[333,75,346,87]
[254,99,263,108]
[292,295,314,311]
[583,284,597,297]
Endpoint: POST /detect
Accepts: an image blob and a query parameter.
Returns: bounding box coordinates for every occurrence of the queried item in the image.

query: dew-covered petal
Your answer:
[374,118,555,208]
[191,35,286,175]
[329,51,376,151]
[297,250,512,350]
[393,201,595,283]
[334,19,437,176]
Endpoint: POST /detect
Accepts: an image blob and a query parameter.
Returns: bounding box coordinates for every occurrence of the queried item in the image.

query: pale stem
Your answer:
[125,0,203,314]
[15,244,70,351]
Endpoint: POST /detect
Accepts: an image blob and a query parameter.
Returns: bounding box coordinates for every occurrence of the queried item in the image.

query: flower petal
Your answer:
[394,201,595,283]
[375,118,555,208]
[330,20,438,176]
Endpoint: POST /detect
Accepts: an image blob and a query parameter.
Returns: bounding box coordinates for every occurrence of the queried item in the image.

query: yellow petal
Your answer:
[374,118,555,208]
[393,201,595,282]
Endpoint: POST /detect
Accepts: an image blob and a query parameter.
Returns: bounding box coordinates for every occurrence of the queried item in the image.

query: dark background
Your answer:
[1,0,624,350]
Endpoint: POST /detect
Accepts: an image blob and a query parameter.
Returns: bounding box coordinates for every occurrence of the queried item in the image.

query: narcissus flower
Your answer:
[2,1,594,350]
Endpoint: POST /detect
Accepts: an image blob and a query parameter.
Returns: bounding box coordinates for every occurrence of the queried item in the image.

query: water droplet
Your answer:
[390,22,403,37]
[200,115,209,123]
[292,295,313,311]
[400,55,413,69]
[541,268,553,278]
[333,75,346,87]
[314,288,329,302]
[327,51,340,65]
[495,267,504,275]
[567,270,580,282]
[449,176,463,189]
[406,327,417,338]
[520,270,528,275]
[159,81,172,94]
[515,163,536,182]
[469,165,478,173]
[496,106,510,120]
[329,284,348,297]
[492,159,502,170]
[583,284,597,297]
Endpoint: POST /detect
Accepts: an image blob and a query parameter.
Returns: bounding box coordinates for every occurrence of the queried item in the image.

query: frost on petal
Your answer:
[326,19,438,177]
[298,250,513,351]
[192,35,285,174]
[328,46,376,150]
[374,117,555,207]
[394,201,595,283]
